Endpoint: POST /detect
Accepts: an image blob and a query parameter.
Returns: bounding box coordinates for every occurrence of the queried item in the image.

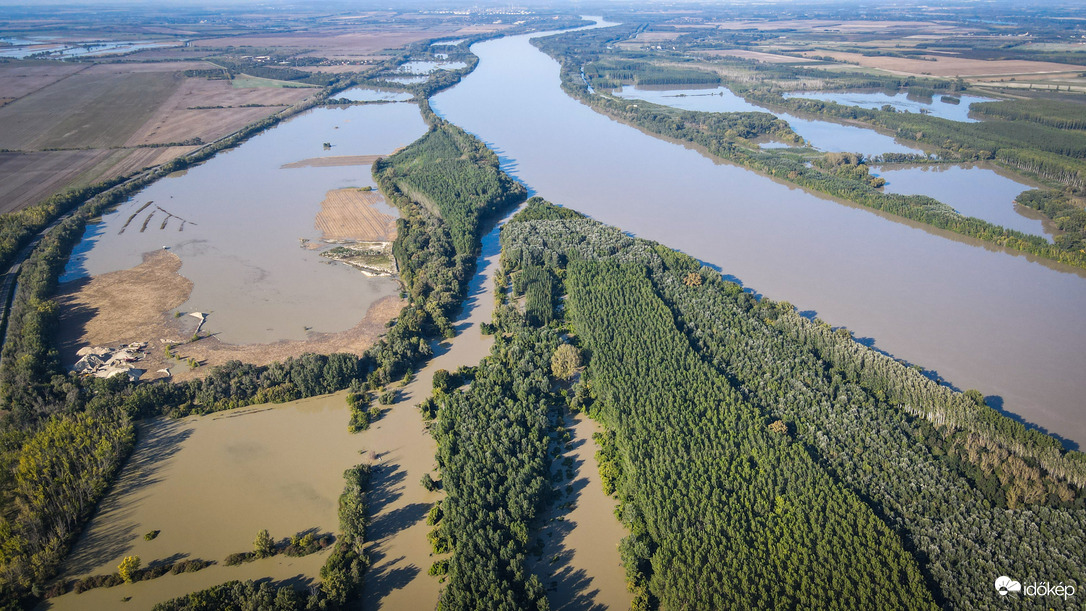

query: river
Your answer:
[431,20,1086,448]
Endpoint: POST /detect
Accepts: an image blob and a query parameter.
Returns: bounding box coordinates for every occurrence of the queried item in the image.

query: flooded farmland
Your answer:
[61,98,427,345]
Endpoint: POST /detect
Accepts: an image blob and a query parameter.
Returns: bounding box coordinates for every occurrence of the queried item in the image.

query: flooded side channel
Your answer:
[431,26,1086,448]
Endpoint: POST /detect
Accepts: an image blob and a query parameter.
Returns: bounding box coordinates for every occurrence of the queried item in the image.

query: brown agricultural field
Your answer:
[0,146,200,215]
[0,60,87,99]
[0,69,181,150]
[0,60,316,213]
[313,188,398,242]
[191,30,438,60]
[801,50,1086,78]
[0,150,112,214]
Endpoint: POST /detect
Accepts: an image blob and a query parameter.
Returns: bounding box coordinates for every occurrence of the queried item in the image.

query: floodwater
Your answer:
[337,87,413,102]
[431,22,1086,447]
[783,90,995,123]
[0,39,174,59]
[359,204,516,610]
[45,394,366,611]
[534,414,631,611]
[61,100,427,344]
[613,84,923,156]
[43,209,522,610]
[396,60,468,74]
[874,164,1048,237]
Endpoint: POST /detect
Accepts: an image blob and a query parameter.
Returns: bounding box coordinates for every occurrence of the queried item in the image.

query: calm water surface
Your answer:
[62,99,427,344]
[784,90,995,122]
[432,24,1086,447]
[614,84,923,156]
[874,164,1047,237]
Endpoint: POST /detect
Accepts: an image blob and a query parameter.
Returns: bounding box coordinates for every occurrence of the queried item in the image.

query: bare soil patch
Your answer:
[802,50,1086,78]
[55,250,404,383]
[0,60,86,100]
[281,155,383,169]
[124,76,311,146]
[694,49,807,63]
[0,70,181,150]
[314,188,397,242]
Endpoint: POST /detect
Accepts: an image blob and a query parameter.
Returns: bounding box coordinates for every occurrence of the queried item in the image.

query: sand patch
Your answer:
[55,250,404,383]
[314,188,398,242]
[281,154,383,169]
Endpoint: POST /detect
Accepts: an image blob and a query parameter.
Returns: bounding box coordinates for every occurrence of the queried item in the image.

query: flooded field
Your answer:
[337,87,413,103]
[432,25,1086,447]
[783,90,995,122]
[45,394,365,610]
[61,98,427,345]
[874,164,1047,237]
[613,84,923,156]
[396,60,468,74]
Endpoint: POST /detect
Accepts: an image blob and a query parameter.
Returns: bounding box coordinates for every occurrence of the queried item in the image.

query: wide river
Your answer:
[431,21,1086,448]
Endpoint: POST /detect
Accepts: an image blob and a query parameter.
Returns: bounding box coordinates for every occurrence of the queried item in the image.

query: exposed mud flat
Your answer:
[281,154,383,169]
[55,249,404,383]
[44,394,366,611]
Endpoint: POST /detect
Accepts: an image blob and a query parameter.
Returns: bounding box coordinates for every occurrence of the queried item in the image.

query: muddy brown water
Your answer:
[534,414,631,611]
[431,22,1086,449]
[60,100,427,345]
[45,394,365,611]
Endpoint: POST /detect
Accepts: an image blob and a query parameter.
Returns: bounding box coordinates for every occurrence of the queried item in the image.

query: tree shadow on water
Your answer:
[61,418,193,576]
[361,557,420,609]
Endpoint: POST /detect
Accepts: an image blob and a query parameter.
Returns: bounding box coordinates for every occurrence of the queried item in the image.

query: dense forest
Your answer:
[427,312,559,610]
[531,28,1086,271]
[496,198,1086,610]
